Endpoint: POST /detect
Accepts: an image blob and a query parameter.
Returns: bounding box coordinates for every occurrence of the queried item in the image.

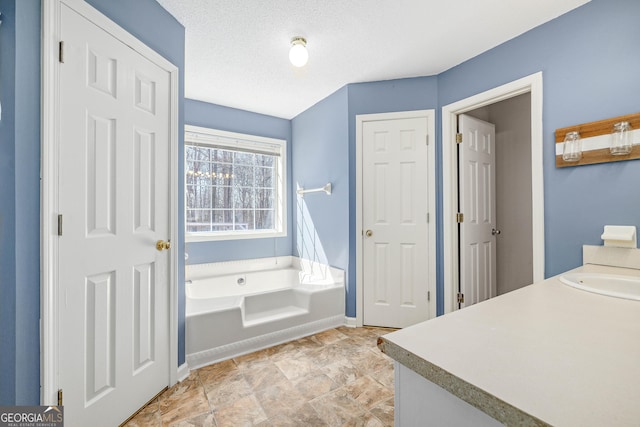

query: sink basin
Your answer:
[559,272,640,301]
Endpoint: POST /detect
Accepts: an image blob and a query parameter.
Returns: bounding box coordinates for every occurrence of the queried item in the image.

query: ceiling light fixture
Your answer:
[289,37,308,67]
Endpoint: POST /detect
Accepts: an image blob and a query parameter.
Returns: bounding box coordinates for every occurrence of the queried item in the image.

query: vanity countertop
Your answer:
[378,264,640,426]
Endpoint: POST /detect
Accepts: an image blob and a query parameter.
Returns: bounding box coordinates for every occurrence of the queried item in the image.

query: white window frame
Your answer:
[185,125,287,242]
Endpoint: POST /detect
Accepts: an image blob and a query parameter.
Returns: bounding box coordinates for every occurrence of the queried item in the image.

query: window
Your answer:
[185,125,286,241]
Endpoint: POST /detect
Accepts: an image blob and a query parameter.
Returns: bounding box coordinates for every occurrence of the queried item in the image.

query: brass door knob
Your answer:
[156,240,171,251]
[365,230,373,237]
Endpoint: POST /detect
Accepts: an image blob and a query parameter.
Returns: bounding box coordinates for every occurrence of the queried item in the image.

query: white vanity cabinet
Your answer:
[394,363,504,427]
[379,263,640,426]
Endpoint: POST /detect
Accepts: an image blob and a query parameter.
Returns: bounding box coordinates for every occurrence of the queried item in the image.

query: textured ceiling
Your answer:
[156,0,590,119]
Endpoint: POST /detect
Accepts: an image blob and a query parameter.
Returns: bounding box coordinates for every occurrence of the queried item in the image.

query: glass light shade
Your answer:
[289,39,308,67]
[562,131,582,162]
[610,121,632,155]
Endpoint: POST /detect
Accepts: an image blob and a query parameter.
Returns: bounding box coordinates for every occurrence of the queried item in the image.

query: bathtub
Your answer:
[185,256,345,369]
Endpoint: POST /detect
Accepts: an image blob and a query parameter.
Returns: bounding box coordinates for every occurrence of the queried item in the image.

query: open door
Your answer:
[55,2,175,424]
[458,114,497,308]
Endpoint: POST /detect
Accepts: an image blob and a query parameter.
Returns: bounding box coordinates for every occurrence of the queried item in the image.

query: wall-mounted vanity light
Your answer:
[556,112,640,168]
[610,121,632,155]
[562,131,582,162]
[289,37,308,67]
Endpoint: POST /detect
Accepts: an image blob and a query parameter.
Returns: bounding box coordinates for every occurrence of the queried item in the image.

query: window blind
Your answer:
[185,131,282,157]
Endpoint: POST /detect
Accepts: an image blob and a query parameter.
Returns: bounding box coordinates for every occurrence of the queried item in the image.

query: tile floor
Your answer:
[125,326,396,427]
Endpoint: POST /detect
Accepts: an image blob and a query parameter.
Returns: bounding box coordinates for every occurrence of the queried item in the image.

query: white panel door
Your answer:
[459,114,497,308]
[58,5,171,426]
[362,117,430,328]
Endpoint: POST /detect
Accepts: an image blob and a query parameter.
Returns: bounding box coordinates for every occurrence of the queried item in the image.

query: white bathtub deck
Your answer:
[185,256,346,370]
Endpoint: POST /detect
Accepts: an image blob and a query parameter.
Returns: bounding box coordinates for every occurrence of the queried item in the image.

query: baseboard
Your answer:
[177,362,190,382]
[344,317,357,328]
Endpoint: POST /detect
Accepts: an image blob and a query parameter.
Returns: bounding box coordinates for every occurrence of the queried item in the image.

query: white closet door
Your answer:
[362,116,431,328]
[58,4,172,425]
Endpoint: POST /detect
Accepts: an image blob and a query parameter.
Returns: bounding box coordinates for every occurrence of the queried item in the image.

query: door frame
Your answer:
[355,110,437,327]
[442,72,544,314]
[41,0,180,405]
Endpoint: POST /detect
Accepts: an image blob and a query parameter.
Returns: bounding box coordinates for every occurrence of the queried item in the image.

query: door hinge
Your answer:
[456,133,462,144]
[425,135,429,145]
[426,212,429,223]
[456,212,464,223]
[57,214,63,236]
[57,389,63,406]
[427,291,431,302]
[457,293,465,304]
[59,41,64,63]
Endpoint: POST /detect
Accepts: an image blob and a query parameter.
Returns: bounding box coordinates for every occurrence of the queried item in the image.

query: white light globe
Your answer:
[289,40,308,67]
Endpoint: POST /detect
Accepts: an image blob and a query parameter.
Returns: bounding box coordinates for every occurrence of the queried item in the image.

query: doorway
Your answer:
[355,110,437,327]
[458,94,534,308]
[442,73,545,313]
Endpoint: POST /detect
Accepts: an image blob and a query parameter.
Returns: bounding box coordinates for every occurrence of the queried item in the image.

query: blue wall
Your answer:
[291,87,349,296]
[184,99,293,265]
[13,0,40,405]
[436,0,640,312]
[0,0,40,405]
[0,0,18,405]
